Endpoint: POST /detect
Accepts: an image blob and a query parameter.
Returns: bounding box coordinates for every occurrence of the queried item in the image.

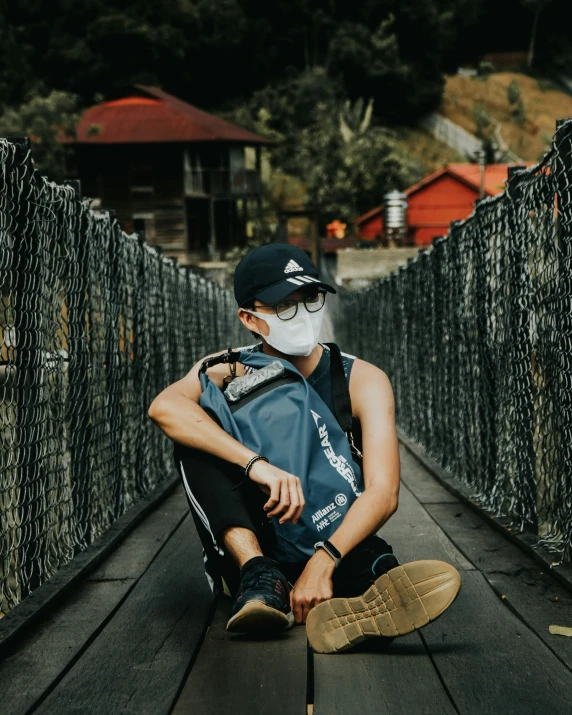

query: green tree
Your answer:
[221,68,342,168]
[0,90,79,180]
[326,14,442,124]
[523,0,554,68]
[0,1,476,124]
[471,102,498,163]
[507,80,526,126]
[291,98,421,223]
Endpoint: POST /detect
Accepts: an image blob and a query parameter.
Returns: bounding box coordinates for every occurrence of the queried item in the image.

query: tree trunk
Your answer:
[527,5,542,69]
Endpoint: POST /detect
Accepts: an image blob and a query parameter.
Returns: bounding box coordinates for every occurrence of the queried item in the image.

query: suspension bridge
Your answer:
[1,123,572,713]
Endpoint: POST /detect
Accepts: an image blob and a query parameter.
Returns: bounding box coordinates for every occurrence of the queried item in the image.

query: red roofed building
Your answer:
[355,163,533,246]
[64,86,270,262]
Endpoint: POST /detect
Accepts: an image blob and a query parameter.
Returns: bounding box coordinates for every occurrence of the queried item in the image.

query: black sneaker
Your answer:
[226,556,295,632]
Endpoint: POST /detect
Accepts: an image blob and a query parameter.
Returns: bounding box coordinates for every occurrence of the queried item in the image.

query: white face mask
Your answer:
[242,303,325,357]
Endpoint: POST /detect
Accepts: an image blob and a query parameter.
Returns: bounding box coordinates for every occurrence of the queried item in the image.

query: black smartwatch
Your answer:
[314,539,342,568]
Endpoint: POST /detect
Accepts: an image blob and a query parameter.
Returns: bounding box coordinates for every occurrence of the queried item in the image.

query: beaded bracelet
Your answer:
[244,454,269,477]
[231,455,269,491]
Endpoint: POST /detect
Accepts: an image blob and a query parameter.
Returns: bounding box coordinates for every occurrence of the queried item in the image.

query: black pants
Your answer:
[174,443,399,599]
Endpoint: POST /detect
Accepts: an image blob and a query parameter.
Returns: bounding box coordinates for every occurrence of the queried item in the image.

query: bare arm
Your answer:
[291,359,400,623]
[147,350,257,468]
[148,350,305,524]
[325,359,400,556]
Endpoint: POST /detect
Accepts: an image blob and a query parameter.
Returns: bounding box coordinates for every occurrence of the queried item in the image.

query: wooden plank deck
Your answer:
[0,488,189,715]
[2,445,572,715]
[173,599,308,715]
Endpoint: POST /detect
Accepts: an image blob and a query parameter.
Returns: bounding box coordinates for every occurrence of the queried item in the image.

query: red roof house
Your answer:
[67,86,269,145]
[64,86,270,262]
[355,163,533,246]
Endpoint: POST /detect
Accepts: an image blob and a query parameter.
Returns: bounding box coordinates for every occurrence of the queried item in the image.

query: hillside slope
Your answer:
[397,127,464,173]
[261,129,462,237]
[441,73,572,162]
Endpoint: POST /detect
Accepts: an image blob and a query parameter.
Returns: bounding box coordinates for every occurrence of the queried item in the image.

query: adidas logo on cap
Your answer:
[284,259,303,273]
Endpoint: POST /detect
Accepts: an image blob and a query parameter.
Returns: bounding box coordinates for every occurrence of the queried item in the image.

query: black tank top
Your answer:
[238,342,356,416]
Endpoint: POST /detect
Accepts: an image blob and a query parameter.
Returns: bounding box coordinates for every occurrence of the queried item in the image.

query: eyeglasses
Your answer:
[253,290,326,321]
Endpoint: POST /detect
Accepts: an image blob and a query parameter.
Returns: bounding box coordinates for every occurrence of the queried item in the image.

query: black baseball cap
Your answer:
[234,243,337,307]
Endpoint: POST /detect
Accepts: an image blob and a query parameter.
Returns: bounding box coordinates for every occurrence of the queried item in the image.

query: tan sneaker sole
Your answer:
[226,600,295,633]
[306,560,462,654]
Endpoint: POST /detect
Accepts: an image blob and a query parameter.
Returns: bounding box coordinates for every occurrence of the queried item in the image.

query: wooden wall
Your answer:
[74,144,188,255]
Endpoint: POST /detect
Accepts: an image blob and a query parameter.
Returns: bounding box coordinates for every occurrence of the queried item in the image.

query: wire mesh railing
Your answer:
[0,138,247,616]
[3,112,572,616]
[333,119,572,565]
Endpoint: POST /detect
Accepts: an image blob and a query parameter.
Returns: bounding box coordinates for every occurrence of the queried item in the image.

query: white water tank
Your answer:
[383,190,408,245]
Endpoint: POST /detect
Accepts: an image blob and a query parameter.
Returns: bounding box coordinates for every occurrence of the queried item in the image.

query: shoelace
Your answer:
[241,566,285,596]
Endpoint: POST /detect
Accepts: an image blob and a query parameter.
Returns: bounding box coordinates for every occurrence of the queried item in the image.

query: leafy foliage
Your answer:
[507,80,526,126]
[0,0,480,123]
[2,0,572,194]
[0,90,79,180]
[3,0,572,119]
[290,99,421,223]
[471,102,500,163]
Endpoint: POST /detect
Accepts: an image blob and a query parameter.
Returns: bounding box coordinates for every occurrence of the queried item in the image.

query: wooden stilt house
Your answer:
[64,86,270,263]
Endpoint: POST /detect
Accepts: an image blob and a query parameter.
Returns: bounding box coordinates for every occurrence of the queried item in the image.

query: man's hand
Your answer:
[248,460,305,525]
[290,550,335,624]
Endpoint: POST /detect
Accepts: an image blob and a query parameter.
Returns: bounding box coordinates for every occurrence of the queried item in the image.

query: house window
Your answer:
[245,146,256,170]
[132,213,155,243]
[184,150,206,195]
[229,147,247,194]
[130,161,153,192]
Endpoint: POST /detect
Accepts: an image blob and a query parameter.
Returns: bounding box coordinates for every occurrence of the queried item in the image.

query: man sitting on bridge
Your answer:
[148,243,461,654]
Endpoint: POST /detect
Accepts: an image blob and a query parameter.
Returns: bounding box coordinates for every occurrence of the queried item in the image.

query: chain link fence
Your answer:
[0,139,247,616]
[3,113,572,615]
[333,119,572,565]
